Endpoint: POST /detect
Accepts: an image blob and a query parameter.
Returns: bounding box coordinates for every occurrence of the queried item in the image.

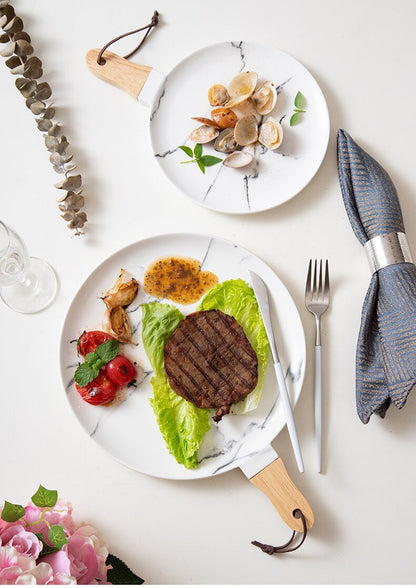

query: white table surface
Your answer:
[1,0,416,584]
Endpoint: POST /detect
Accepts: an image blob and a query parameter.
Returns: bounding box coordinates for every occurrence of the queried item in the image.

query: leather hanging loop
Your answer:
[97,10,160,66]
[251,509,308,554]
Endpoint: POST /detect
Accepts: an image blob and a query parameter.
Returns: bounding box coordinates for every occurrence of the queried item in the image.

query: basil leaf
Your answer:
[196,159,205,174]
[74,362,99,387]
[294,91,304,109]
[95,339,119,363]
[193,143,203,158]
[1,501,26,522]
[290,112,300,126]
[200,155,223,167]
[48,524,68,550]
[31,485,58,508]
[178,145,193,158]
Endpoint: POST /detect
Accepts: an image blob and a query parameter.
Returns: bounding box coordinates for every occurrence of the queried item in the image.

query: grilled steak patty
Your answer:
[164,309,258,422]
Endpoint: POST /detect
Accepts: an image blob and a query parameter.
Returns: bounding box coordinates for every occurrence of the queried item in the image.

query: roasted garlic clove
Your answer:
[103,268,139,309]
[103,306,132,343]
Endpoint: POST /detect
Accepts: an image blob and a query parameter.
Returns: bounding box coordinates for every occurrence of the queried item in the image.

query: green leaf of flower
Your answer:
[178,145,193,158]
[31,485,58,508]
[294,91,304,109]
[1,501,26,522]
[290,112,300,126]
[196,159,205,174]
[95,339,119,363]
[106,554,144,585]
[35,533,60,556]
[48,525,68,550]
[74,362,99,387]
[193,143,203,159]
[199,155,223,167]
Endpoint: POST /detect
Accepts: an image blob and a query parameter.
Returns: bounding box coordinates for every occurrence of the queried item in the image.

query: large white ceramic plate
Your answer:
[149,41,329,214]
[60,234,305,480]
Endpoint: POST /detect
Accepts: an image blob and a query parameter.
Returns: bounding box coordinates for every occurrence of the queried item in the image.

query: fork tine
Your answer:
[319,259,323,300]
[324,259,330,301]
[306,259,312,296]
[313,259,318,297]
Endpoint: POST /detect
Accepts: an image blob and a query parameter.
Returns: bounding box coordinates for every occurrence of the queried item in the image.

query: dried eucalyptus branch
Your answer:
[0,0,87,234]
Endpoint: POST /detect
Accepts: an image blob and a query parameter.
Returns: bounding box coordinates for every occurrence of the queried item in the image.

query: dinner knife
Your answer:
[248,270,304,473]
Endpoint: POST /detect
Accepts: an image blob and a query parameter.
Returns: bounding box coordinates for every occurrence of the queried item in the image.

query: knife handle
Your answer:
[249,457,314,532]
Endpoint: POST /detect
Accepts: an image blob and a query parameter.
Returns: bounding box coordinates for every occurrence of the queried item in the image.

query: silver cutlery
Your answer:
[249,270,304,474]
[305,259,330,473]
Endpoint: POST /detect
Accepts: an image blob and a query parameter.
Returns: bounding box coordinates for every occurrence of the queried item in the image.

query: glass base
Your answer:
[0,257,58,313]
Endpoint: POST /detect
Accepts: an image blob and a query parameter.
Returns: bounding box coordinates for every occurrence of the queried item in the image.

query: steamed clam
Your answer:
[225,71,258,108]
[208,83,229,106]
[190,124,220,143]
[191,116,220,128]
[214,128,238,153]
[234,114,258,146]
[210,107,238,129]
[223,149,254,168]
[258,117,283,149]
[252,81,277,115]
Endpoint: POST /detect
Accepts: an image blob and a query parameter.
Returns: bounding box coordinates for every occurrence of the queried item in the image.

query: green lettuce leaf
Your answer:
[141,302,210,469]
[197,278,269,413]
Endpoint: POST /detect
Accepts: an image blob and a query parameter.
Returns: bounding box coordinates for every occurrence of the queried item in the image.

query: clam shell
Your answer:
[208,84,229,106]
[211,107,238,129]
[214,128,238,153]
[191,116,220,128]
[225,71,258,108]
[252,81,277,115]
[223,150,254,168]
[234,114,258,146]
[231,98,262,123]
[190,125,220,143]
[258,117,283,149]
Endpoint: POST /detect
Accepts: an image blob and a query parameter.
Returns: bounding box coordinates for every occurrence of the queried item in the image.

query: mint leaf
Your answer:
[196,159,205,174]
[294,91,304,109]
[106,554,144,585]
[178,145,193,158]
[74,362,99,387]
[95,339,119,363]
[290,112,300,126]
[193,143,203,158]
[31,485,58,508]
[48,525,68,550]
[1,501,26,522]
[200,155,223,167]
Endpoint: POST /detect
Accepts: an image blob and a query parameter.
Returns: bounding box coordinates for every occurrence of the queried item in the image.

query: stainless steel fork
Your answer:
[305,259,330,473]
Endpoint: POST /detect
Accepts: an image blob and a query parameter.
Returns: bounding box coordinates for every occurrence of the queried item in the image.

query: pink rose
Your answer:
[67,525,109,584]
[0,545,35,584]
[23,501,74,546]
[14,562,76,585]
[0,524,43,558]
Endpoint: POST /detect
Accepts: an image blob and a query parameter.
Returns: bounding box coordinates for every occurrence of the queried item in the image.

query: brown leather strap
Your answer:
[251,508,308,554]
[97,10,159,65]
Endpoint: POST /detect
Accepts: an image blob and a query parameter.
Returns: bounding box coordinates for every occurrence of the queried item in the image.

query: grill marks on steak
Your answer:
[164,309,258,422]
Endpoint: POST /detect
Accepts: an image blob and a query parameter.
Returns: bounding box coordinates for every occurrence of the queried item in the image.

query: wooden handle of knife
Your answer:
[86,48,152,99]
[249,457,314,532]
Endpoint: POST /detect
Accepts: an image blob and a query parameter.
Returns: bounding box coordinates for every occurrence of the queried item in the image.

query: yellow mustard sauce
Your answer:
[143,256,218,304]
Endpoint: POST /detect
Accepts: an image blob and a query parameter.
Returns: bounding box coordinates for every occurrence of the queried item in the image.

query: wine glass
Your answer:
[0,221,58,313]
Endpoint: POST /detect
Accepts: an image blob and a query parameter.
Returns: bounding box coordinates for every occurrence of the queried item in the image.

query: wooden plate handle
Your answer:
[86,48,152,99]
[249,457,314,532]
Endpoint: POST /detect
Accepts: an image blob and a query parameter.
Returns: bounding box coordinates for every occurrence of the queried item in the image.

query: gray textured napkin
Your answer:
[337,129,416,423]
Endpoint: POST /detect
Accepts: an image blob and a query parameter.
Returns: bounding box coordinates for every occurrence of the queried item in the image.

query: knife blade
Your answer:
[248,270,304,473]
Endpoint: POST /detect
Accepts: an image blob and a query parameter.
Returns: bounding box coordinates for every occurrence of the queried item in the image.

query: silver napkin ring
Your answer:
[364,232,414,273]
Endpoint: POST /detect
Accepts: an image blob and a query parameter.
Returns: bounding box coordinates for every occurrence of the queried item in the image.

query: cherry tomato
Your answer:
[75,372,118,406]
[77,331,114,356]
[104,355,137,386]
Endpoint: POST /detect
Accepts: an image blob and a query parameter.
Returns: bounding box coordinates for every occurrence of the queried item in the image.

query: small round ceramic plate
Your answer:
[60,234,305,480]
[149,41,329,214]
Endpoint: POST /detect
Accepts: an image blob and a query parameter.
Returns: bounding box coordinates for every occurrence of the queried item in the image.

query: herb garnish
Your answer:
[290,91,307,126]
[75,339,119,387]
[179,143,222,174]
